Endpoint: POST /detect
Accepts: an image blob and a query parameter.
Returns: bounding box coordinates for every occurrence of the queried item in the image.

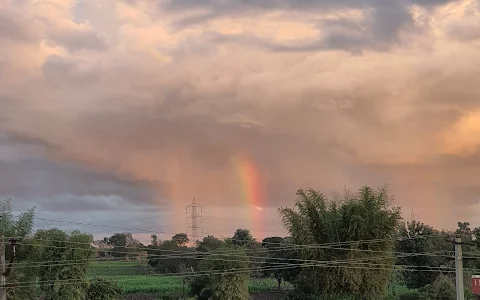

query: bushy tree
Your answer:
[189,244,251,300]
[419,275,456,300]
[172,233,189,247]
[148,234,196,273]
[279,186,402,299]
[197,235,223,252]
[232,229,255,247]
[1,198,37,300]
[87,278,122,300]
[31,229,95,300]
[107,232,142,258]
[395,220,450,289]
[151,234,161,246]
[262,236,289,290]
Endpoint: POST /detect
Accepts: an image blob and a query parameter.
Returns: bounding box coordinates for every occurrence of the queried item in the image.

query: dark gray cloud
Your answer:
[162,0,454,52]
[0,132,161,212]
[163,0,455,12]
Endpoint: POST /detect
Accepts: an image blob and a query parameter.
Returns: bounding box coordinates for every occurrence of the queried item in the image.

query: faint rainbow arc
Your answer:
[234,154,265,239]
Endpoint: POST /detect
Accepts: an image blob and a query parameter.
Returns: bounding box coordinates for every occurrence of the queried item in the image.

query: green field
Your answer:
[87,261,291,296]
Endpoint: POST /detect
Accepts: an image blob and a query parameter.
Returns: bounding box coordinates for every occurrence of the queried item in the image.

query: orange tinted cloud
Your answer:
[1,0,480,236]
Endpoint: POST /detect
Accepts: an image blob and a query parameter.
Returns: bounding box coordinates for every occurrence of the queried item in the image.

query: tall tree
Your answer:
[1,198,36,300]
[232,229,255,247]
[197,235,223,252]
[32,229,95,300]
[395,220,449,289]
[262,237,286,290]
[190,244,251,300]
[0,198,35,239]
[279,186,402,298]
[151,234,160,246]
[148,235,195,273]
[172,233,189,247]
[107,232,142,258]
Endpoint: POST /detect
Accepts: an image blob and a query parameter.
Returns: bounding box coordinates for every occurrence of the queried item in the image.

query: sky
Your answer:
[1,0,480,243]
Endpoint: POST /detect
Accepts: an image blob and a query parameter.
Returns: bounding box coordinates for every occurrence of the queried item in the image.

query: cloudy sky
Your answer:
[1,0,480,242]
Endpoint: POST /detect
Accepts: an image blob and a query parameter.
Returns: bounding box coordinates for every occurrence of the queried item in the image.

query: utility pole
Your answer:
[186,197,203,243]
[0,234,19,300]
[455,237,465,300]
[1,233,6,300]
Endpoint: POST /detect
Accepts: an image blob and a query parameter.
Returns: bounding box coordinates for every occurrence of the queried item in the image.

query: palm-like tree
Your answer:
[279,185,401,298]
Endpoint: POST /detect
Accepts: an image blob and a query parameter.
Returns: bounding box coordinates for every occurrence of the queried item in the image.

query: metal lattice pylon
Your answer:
[186,197,203,243]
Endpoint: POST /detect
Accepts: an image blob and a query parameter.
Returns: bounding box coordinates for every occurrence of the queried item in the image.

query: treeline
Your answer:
[95,186,480,299]
[1,200,122,300]
[4,185,480,300]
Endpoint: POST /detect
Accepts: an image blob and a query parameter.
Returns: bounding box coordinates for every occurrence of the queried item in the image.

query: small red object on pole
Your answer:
[472,275,480,295]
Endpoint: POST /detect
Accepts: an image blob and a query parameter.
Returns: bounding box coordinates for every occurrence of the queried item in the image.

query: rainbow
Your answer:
[234,154,265,239]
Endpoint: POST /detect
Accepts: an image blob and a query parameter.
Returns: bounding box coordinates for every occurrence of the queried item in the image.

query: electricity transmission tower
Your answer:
[186,197,203,243]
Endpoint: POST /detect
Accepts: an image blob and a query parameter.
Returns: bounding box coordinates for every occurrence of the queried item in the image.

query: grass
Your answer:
[87,260,292,296]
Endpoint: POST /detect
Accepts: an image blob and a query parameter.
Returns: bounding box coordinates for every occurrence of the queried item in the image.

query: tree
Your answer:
[456,222,472,240]
[232,229,255,247]
[262,236,288,290]
[0,198,35,238]
[1,198,36,300]
[151,234,160,246]
[107,232,142,258]
[279,186,402,298]
[197,235,223,252]
[419,275,456,299]
[94,238,112,258]
[32,229,95,300]
[395,220,450,289]
[148,239,196,273]
[189,244,251,300]
[172,233,189,247]
[87,278,122,300]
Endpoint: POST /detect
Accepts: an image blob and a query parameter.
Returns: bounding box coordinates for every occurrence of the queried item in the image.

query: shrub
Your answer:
[87,278,122,300]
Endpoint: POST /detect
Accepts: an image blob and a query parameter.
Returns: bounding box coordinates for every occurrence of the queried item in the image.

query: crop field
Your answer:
[87,261,292,296]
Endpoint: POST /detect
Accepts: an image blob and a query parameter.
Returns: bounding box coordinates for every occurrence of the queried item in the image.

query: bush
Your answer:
[286,292,359,300]
[189,276,211,300]
[397,291,429,300]
[87,278,122,300]
[419,275,455,300]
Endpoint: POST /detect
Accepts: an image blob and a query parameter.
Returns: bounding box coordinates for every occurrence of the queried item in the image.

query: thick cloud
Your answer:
[0,132,161,214]
[0,0,480,238]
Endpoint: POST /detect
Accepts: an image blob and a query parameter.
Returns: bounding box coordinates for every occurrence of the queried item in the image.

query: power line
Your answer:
[16,236,441,259]
[15,239,455,271]
[6,231,456,261]
[29,216,457,251]
[6,259,460,290]
[8,249,453,271]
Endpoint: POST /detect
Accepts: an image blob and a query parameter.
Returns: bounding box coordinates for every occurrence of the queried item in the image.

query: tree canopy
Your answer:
[190,244,251,300]
[279,186,402,298]
[32,229,95,300]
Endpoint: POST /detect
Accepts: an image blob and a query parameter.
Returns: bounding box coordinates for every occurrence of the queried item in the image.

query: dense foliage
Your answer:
[105,232,143,258]
[87,278,122,300]
[395,221,452,289]
[32,229,95,300]
[1,198,36,300]
[5,183,480,299]
[148,236,197,273]
[189,244,251,300]
[279,186,402,298]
